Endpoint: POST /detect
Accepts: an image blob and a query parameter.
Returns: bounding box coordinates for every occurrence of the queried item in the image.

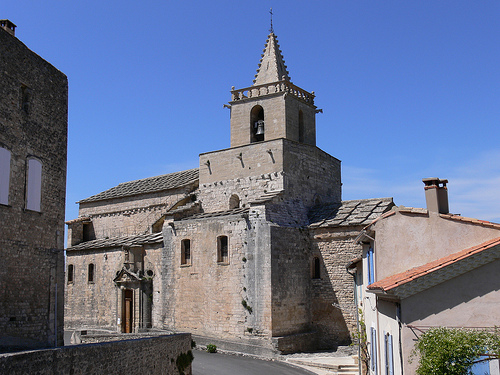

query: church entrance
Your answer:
[122,289,133,333]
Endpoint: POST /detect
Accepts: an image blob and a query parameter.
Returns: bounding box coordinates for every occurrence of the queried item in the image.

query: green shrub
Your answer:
[206,344,217,353]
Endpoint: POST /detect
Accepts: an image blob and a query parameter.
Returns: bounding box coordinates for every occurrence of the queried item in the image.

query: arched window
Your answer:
[181,239,191,265]
[88,263,95,283]
[298,110,304,143]
[26,157,42,212]
[0,147,11,205]
[312,257,321,279]
[67,264,74,284]
[217,235,229,263]
[229,194,240,209]
[250,105,264,143]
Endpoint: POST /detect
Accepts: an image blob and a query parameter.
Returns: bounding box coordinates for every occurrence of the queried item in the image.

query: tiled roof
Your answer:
[66,232,163,251]
[78,168,199,203]
[308,198,394,228]
[250,190,284,204]
[368,236,500,299]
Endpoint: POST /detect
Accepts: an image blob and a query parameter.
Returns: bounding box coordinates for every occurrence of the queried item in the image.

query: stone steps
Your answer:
[286,356,359,374]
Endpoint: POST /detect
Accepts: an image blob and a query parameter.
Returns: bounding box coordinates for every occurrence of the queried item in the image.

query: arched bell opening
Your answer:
[250,105,264,143]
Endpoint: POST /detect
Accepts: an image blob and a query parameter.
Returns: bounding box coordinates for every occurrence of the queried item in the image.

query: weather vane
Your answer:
[269,8,274,34]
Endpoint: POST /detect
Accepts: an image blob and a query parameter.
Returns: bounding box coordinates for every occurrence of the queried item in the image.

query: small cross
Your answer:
[269,8,274,34]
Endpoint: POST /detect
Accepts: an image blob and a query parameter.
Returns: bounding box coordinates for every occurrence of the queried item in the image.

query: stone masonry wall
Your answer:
[0,27,67,350]
[310,226,364,348]
[75,185,196,241]
[161,207,274,346]
[0,333,192,375]
[65,244,162,332]
[270,226,312,337]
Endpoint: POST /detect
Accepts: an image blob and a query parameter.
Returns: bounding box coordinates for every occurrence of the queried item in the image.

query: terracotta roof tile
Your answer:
[368,236,500,298]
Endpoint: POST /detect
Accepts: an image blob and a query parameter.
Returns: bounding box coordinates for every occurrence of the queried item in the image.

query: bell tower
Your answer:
[229,33,317,148]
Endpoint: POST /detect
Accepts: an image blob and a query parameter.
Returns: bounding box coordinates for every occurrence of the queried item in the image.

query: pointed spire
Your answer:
[253,33,290,86]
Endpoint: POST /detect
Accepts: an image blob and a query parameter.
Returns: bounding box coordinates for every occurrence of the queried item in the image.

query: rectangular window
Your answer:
[385,332,394,375]
[217,235,229,263]
[367,247,375,284]
[88,263,94,283]
[181,239,191,265]
[0,147,10,205]
[26,158,42,212]
[67,264,74,284]
[371,327,378,372]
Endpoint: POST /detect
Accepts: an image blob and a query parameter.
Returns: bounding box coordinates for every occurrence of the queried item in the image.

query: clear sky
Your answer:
[4,1,500,225]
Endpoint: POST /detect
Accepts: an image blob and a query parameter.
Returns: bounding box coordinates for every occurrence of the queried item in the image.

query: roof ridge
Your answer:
[253,33,290,85]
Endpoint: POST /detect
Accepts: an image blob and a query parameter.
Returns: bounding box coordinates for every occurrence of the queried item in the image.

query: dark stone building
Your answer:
[0,20,67,351]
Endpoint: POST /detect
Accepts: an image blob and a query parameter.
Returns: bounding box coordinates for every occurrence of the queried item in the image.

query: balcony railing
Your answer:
[230,80,315,105]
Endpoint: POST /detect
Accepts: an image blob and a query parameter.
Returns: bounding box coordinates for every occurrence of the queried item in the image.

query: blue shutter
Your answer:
[368,247,374,284]
[388,334,394,375]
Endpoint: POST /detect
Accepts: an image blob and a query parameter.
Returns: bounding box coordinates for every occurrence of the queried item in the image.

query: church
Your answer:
[65,30,393,354]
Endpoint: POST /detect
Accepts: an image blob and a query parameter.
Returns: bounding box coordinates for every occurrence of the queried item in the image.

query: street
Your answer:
[192,350,316,375]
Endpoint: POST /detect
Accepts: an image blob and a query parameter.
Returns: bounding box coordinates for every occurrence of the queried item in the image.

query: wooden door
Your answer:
[123,290,133,333]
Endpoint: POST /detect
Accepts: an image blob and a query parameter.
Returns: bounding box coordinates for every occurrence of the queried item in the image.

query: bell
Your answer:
[255,120,265,135]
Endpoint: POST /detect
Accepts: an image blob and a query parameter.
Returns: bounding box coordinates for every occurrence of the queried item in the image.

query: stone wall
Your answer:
[0,26,67,350]
[161,211,272,340]
[198,138,340,213]
[310,226,363,348]
[65,244,162,332]
[73,185,196,242]
[0,333,192,375]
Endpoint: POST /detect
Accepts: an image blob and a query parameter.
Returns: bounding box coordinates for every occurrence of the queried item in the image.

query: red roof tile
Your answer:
[368,236,500,295]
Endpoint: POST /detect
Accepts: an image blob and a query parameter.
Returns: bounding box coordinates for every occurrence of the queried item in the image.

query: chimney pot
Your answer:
[422,178,449,214]
[0,19,16,36]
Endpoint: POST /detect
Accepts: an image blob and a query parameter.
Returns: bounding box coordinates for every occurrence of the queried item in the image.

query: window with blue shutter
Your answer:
[367,247,375,284]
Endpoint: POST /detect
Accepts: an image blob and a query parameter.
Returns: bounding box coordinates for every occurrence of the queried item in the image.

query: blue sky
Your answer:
[4,1,500,224]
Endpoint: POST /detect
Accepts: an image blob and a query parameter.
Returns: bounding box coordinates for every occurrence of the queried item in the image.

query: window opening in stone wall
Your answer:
[20,84,31,114]
[0,147,11,205]
[298,110,304,143]
[26,158,42,212]
[67,264,74,284]
[229,194,240,209]
[181,239,191,266]
[312,257,321,279]
[82,222,95,242]
[217,235,229,263]
[384,332,394,375]
[88,263,95,283]
[250,105,264,143]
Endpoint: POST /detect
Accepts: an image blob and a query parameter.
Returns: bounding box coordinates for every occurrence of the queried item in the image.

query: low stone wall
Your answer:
[0,333,192,375]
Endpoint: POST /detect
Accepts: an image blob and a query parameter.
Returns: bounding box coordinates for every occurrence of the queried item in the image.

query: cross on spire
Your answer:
[269,8,274,34]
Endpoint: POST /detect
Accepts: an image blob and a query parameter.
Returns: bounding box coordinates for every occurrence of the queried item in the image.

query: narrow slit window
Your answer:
[67,264,74,284]
[217,236,229,263]
[312,257,321,279]
[26,158,42,212]
[181,239,191,265]
[0,147,11,205]
[88,263,95,283]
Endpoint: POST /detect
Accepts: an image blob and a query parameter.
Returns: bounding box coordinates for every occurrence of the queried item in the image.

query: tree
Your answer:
[411,327,500,375]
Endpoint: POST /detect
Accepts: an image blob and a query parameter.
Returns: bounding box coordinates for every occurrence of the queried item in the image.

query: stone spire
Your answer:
[253,33,290,86]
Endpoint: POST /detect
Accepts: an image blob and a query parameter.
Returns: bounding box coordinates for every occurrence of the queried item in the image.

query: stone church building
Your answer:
[65,32,393,354]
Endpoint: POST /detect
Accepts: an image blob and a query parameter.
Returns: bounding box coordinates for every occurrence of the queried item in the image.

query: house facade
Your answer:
[0,20,67,351]
[353,178,500,374]
[65,31,393,354]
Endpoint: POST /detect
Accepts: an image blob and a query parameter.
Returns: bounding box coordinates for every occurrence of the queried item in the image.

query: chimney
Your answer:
[422,178,449,214]
[0,19,16,36]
